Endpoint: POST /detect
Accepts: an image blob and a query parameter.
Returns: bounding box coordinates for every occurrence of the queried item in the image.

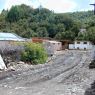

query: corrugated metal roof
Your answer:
[0,32,25,41]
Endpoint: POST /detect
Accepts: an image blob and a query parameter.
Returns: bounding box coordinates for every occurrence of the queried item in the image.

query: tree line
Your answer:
[0,4,95,42]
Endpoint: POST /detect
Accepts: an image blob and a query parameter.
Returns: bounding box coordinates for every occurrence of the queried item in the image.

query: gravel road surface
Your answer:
[0,50,95,95]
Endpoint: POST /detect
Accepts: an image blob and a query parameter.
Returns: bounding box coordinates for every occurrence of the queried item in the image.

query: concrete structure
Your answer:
[69,41,93,50]
[43,40,62,56]
[32,37,62,56]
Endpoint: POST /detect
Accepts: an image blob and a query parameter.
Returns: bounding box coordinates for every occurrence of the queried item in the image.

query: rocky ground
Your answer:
[0,50,95,95]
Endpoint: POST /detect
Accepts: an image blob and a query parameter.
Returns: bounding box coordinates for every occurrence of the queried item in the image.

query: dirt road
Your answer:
[0,50,95,95]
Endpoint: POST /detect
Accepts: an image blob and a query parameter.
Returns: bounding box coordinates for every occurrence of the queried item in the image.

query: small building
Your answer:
[0,32,26,53]
[69,41,93,50]
[0,32,28,61]
[43,40,62,56]
[32,37,62,56]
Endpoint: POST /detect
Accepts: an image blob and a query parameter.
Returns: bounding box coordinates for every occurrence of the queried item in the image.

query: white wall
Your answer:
[69,44,75,49]
[69,41,93,50]
[75,41,92,50]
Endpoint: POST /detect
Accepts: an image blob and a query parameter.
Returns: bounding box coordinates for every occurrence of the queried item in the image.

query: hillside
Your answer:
[66,11,94,23]
[0,4,95,42]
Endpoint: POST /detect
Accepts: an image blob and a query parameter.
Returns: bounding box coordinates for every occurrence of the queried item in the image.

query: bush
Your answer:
[21,42,47,64]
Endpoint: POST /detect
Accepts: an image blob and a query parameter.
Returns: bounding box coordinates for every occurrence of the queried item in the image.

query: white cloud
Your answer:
[4,0,77,13]
[90,0,95,4]
[40,0,77,13]
[4,0,33,10]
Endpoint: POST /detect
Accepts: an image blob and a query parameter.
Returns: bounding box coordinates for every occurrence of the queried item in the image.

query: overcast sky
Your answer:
[0,0,95,13]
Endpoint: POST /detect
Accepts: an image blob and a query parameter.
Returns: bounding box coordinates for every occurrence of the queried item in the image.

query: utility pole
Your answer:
[90,2,95,15]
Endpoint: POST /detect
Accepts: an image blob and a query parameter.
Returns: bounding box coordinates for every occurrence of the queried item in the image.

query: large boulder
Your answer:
[0,55,7,70]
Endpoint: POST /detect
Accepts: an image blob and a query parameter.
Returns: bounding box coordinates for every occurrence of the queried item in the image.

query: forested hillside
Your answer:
[0,4,95,42]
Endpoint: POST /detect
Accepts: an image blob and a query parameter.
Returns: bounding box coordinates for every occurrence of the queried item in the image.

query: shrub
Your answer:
[21,42,47,64]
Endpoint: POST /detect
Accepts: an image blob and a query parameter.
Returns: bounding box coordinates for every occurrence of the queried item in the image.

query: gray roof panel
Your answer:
[0,32,25,41]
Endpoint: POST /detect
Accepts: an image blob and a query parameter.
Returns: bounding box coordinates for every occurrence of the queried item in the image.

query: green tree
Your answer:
[77,27,95,43]
[55,32,63,40]
[6,6,20,22]
[87,27,95,43]
[48,24,58,38]
[1,4,95,41]
[55,31,75,41]
[36,27,48,37]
